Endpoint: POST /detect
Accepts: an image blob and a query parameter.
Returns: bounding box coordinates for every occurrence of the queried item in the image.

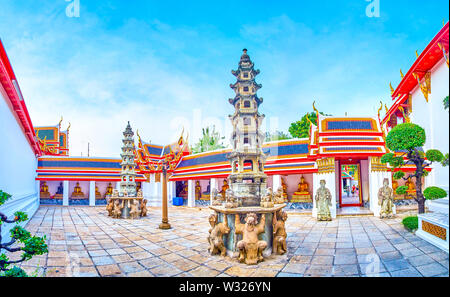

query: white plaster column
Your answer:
[210,178,218,206]
[168,181,176,204]
[368,157,396,217]
[273,175,282,191]
[63,180,69,206]
[187,179,195,207]
[312,173,319,218]
[36,180,41,200]
[142,182,151,199]
[115,181,121,191]
[312,160,337,219]
[89,181,96,206]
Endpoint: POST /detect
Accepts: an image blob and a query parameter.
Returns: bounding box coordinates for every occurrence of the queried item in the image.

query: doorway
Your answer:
[339,163,362,207]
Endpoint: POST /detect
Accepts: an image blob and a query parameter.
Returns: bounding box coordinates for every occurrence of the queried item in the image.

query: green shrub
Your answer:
[402,216,418,232]
[423,186,448,200]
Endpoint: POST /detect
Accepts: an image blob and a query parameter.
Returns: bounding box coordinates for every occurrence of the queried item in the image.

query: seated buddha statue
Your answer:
[392,179,398,196]
[201,184,211,200]
[292,176,312,202]
[179,182,188,198]
[40,181,50,198]
[281,178,288,201]
[220,179,229,197]
[71,182,85,198]
[104,183,114,198]
[95,185,102,199]
[405,177,416,199]
[195,181,202,200]
[54,182,64,199]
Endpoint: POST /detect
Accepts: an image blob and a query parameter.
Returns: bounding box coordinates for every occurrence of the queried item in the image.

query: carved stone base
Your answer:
[40,192,50,199]
[291,193,312,203]
[208,204,287,265]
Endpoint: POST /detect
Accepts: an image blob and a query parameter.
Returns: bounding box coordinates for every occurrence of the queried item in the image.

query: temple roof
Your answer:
[382,22,449,124]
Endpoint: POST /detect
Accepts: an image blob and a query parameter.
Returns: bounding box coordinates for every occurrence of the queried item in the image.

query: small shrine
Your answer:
[105,122,147,219]
[292,175,312,202]
[208,49,288,265]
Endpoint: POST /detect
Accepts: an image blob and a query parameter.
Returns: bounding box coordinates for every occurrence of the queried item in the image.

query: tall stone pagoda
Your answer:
[120,121,137,197]
[227,49,267,206]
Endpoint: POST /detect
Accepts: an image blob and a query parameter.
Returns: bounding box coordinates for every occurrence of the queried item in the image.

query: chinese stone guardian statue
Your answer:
[378,178,394,219]
[260,187,274,208]
[315,179,332,221]
[273,210,288,255]
[212,189,224,206]
[140,199,148,217]
[235,213,267,265]
[129,199,140,219]
[106,199,114,216]
[224,189,239,209]
[273,187,285,204]
[207,213,230,256]
[112,200,124,219]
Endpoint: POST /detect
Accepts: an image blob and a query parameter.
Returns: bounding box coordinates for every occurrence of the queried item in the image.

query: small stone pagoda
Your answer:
[105,122,147,219]
[208,50,288,265]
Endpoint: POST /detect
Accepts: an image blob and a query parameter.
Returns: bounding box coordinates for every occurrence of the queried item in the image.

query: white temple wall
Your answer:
[360,160,370,204]
[0,86,39,239]
[199,179,209,193]
[410,59,449,192]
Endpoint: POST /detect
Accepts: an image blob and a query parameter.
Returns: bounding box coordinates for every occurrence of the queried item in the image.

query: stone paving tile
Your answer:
[415,263,448,277]
[23,206,450,277]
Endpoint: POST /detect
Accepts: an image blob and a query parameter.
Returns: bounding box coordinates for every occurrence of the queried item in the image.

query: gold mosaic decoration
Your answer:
[317,157,335,174]
[422,221,447,241]
[370,156,389,172]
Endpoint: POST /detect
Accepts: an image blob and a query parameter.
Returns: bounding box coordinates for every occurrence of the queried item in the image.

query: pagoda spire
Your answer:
[227,49,267,207]
[120,121,137,197]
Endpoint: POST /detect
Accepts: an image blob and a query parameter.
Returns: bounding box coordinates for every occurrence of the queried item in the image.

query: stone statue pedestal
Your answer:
[209,204,286,259]
[291,193,312,203]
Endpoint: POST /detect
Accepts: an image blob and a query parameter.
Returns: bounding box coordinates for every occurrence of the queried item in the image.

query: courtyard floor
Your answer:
[11,206,449,277]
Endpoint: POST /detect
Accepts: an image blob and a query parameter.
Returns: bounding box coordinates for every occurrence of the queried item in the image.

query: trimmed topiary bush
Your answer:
[402,216,418,232]
[423,186,448,200]
[0,189,48,277]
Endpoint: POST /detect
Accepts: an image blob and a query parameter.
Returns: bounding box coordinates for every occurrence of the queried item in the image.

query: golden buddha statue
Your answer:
[220,179,229,197]
[179,182,188,199]
[95,185,102,199]
[195,181,202,200]
[104,183,114,198]
[405,177,416,199]
[292,175,312,203]
[40,181,50,199]
[71,182,85,198]
[281,178,288,201]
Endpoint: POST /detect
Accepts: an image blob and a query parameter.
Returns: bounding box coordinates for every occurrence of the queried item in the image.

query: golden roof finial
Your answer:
[377,101,383,122]
[415,50,419,58]
[400,69,404,79]
[58,116,63,128]
[67,122,71,132]
[398,106,410,123]
[389,82,394,95]
[312,100,319,125]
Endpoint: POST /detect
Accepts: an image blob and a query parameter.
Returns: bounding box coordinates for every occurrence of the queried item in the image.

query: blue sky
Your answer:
[0,0,448,156]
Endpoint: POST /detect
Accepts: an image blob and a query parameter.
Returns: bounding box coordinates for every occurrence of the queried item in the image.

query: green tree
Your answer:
[288,111,330,138]
[191,126,225,154]
[264,130,292,142]
[0,190,48,277]
[381,123,448,214]
[444,96,449,111]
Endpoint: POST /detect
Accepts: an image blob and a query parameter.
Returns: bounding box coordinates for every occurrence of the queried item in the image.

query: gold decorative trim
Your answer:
[413,72,431,102]
[317,157,335,174]
[422,221,447,241]
[370,156,388,172]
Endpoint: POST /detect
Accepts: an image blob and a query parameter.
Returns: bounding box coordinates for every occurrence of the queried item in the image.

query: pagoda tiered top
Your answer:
[120,121,137,196]
[229,49,263,107]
